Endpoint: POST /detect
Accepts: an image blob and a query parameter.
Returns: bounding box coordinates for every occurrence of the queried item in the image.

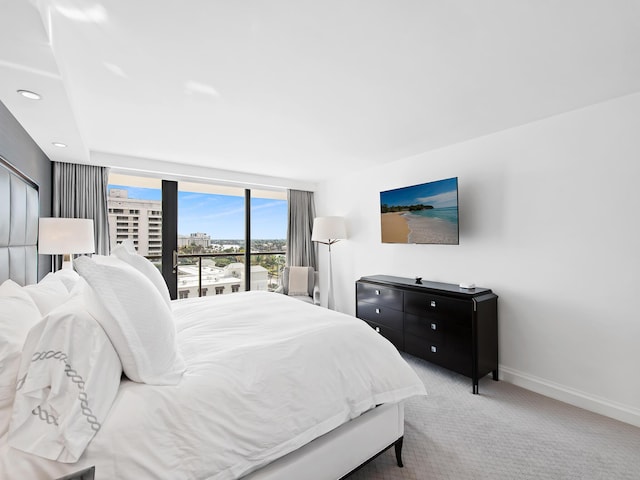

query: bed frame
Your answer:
[0,155,406,480]
[245,402,404,480]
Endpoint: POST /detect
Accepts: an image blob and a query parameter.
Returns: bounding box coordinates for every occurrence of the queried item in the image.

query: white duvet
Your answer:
[0,291,426,479]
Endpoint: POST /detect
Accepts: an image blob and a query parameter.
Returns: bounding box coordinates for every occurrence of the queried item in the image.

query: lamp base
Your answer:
[61,253,73,270]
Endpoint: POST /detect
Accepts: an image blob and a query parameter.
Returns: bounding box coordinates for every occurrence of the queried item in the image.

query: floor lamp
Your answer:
[312,216,347,310]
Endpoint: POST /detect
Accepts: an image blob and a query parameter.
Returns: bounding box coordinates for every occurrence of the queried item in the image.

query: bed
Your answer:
[0,160,426,480]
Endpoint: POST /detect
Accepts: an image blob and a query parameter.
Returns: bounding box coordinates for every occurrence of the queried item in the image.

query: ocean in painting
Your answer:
[406,206,458,224]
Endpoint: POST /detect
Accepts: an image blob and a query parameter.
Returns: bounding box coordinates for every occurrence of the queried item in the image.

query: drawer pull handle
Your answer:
[375,308,380,314]
[375,326,381,333]
[431,345,437,353]
[431,323,437,331]
[375,289,380,295]
[430,300,436,308]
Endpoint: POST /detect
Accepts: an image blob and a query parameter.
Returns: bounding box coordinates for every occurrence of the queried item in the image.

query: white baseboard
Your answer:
[499,365,640,428]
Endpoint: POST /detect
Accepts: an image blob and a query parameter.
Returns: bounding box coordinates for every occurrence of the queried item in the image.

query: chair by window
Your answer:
[275,266,320,305]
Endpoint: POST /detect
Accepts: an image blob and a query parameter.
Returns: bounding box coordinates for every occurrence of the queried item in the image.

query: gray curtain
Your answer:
[53,162,110,255]
[286,189,317,269]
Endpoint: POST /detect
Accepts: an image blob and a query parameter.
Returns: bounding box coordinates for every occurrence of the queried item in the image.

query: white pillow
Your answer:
[112,241,171,307]
[45,269,81,292]
[0,280,43,412]
[8,286,122,462]
[119,238,137,254]
[23,276,71,315]
[74,255,185,385]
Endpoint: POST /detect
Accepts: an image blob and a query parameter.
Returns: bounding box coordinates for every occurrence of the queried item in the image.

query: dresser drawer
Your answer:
[404,313,444,343]
[357,301,403,331]
[404,334,448,369]
[356,282,402,309]
[405,334,472,377]
[363,320,404,350]
[404,291,470,323]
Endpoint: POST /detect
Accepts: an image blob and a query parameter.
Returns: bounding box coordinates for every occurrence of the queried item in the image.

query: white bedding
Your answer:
[7,291,122,463]
[0,291,426,480]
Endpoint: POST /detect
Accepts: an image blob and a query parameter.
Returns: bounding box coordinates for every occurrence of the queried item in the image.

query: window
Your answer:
[178,182,247,294]
[250,189,287,292]
[177,182,287,296]
[108,173,288,299]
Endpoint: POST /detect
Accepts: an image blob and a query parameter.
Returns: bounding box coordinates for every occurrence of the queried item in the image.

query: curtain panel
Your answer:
[53,162,110,255]
[286,189,317,269]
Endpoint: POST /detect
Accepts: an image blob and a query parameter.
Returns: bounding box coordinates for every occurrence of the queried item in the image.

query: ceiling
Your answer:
[1,0,639,188]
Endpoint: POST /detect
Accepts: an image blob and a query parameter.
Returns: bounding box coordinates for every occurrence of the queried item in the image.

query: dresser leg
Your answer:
[394,437,404,467]
[492,368,499,381]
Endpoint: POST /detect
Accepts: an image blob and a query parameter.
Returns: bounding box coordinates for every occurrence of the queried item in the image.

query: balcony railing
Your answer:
[146,251,286,297]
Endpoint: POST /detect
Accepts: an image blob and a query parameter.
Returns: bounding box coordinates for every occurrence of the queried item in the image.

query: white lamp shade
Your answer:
[38,217,96,254]
[312,216,347,242]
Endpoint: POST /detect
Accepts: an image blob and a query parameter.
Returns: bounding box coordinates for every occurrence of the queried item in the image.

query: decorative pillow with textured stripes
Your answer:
[74,255,185,385]
[111,240,171,307]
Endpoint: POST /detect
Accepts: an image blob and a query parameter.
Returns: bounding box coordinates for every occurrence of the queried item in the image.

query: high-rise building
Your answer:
[107,188,162,256]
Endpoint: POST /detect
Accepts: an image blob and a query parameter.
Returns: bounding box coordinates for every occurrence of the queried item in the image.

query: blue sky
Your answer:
[380,177,458,209]
[109,185,287,239]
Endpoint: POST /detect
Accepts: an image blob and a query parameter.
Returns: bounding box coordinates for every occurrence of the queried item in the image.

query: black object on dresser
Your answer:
[356,275,498,394]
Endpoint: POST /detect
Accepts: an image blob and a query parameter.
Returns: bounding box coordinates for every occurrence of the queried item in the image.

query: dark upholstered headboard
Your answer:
[0,156,39,286]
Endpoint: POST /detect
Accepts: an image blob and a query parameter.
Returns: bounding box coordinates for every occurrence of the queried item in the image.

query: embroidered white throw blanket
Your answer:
[288,266,309,296]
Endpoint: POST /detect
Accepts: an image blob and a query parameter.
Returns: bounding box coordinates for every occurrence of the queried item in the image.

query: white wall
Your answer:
[314,92,640,426]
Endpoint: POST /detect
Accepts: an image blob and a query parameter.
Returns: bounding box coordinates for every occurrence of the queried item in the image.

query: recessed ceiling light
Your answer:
[52,142,67,148]
[17,90,41,100]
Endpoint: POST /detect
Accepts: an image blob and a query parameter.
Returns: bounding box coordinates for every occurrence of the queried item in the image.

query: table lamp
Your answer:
[39,217,95,270]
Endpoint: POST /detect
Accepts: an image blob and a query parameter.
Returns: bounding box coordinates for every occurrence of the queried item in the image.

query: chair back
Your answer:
[281,266,315,297]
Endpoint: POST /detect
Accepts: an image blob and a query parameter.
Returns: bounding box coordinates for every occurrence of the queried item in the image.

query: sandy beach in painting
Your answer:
[406,213,458,244]
[381,211,458,244]
[381,212,410,242]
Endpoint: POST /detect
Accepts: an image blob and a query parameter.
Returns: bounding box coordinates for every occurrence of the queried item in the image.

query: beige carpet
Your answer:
[349,353,640,480]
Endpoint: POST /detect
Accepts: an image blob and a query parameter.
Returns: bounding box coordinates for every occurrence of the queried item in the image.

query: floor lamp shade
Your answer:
[312,217,347,310]
[311,216,347,244]
[39,217,95,269]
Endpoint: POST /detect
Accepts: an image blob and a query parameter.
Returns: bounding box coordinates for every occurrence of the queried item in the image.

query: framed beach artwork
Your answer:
[380,177,459,245]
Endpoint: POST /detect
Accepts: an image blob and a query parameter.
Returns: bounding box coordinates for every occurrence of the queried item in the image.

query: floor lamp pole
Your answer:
[327,242,334,310]
[312,216,347,310]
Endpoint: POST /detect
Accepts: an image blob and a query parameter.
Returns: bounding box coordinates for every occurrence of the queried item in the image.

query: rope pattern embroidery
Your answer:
[32,405,58,426]
[18,350,101,432]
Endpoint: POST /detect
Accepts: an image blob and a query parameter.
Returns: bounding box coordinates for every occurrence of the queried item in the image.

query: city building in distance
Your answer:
[107,188,162,256]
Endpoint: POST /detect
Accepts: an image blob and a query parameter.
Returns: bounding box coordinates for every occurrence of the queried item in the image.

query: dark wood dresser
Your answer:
[356,275,498,394]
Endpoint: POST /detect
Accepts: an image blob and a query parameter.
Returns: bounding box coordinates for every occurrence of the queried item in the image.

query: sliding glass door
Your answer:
[250,189,287,292]
[107,174,287,300]
[176,182,246,299]
[176,182,287,299]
